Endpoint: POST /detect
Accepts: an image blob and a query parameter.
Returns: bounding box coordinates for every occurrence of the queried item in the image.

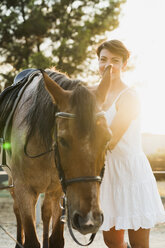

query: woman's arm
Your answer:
[108,91,140,150]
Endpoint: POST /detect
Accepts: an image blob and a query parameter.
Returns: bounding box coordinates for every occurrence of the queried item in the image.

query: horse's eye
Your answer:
[59,137,69,148]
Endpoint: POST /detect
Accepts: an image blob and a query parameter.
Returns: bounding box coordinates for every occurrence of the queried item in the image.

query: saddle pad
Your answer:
[0,70,40,138]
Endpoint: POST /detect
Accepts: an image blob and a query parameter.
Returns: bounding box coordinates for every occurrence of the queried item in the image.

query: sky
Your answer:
[103,0,165,135]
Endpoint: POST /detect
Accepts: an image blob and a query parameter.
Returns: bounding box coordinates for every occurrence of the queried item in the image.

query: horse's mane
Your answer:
[25,69,96,149]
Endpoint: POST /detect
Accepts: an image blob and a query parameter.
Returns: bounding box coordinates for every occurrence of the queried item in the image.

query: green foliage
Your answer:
[29,52,53,69]
[0,0,126,87]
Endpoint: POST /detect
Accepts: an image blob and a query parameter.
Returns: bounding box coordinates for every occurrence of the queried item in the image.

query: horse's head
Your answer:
[41,67,112,235]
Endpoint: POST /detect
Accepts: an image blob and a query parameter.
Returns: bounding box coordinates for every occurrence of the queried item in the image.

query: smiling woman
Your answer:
[95,39,165,248]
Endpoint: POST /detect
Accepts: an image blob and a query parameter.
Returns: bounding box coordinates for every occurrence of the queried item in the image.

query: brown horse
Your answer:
[1,66,111,248]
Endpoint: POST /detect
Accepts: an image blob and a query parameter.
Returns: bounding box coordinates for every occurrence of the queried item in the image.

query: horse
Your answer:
[0,66,112,248]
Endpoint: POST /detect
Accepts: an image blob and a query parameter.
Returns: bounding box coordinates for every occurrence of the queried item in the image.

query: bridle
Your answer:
[54,111,105,193]
[54,111,106,246]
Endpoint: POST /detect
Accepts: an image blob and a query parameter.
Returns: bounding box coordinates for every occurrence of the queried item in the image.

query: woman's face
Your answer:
[98,48,126,79]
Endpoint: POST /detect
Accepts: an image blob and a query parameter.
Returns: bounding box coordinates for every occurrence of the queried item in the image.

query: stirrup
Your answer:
[0,167,14,190]
[0,138,14,190]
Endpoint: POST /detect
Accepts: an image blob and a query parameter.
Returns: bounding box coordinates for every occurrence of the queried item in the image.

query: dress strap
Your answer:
[113,88,130,105]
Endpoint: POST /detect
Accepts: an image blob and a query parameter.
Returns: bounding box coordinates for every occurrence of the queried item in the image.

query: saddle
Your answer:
[13,68,38,85]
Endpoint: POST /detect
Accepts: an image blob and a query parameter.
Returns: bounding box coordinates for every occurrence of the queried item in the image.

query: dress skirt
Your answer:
[100,151,165,231]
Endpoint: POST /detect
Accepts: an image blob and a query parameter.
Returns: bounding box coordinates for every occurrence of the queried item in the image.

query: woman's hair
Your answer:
[96,40,130,62]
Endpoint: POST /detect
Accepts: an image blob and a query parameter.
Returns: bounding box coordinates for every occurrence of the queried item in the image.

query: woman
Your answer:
[97,40,165,248]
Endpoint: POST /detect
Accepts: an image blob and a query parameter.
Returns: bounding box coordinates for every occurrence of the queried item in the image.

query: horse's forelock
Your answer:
[70,84,96,136]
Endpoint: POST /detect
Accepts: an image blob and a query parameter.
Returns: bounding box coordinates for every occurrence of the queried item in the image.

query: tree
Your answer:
[0,0,126,87]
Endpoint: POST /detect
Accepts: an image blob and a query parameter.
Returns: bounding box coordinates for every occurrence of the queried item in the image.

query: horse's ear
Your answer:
[95,65,112,105]
[40,70,70,108]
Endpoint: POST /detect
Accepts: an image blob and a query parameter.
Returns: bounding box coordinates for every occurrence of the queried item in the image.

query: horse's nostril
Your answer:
[73,212,82,229]
[93,211,104,224]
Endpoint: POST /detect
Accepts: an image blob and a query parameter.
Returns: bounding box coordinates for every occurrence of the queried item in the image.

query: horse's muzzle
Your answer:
[72,210,104,235]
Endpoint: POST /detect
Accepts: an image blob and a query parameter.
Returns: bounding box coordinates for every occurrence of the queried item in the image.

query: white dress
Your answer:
[100,88,165,231]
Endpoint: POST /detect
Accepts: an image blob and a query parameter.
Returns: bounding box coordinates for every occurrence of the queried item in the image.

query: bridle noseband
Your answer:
[54,111,105,246]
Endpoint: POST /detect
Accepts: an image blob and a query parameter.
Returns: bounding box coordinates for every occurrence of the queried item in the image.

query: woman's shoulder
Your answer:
[119,87,140,103]
[116,87,141,116]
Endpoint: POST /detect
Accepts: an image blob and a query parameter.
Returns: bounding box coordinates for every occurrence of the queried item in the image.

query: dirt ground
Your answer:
[0,182,165,248]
